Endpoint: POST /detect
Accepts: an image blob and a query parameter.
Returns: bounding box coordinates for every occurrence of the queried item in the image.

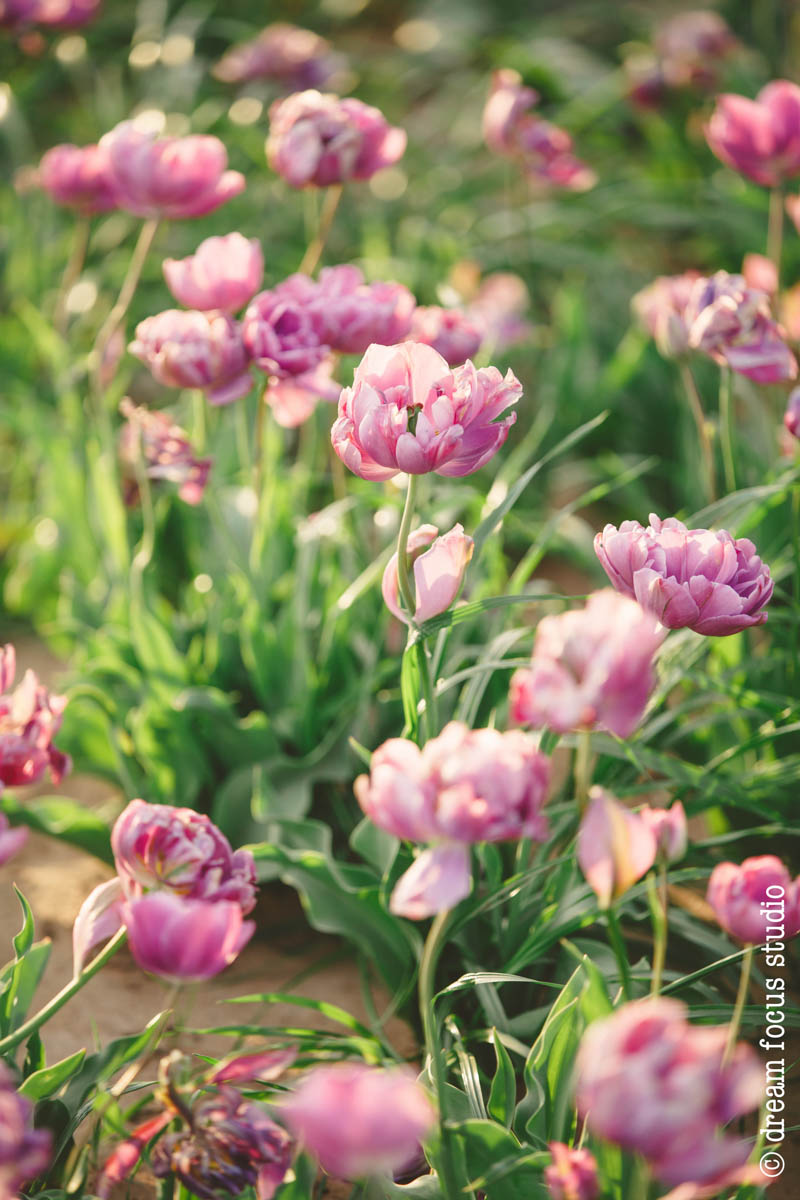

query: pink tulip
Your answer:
[382,523,474,625]
[576,999,764,1188]
[315,266,416,355]
[0,813,28,865]
[0,644,70,789]
[742,252,778,296]
[163,234,263,313]
[623,54,668,110]
[213,22,342,91]
[38,142,118,214]
[468,272,533,352]
[684,270,797,383]
[482,69,540,156]
[0,1065,52,1200]
[594,514,773,636]
[282,1064,435,1179]
[266,90,406,188]
[242,277,329,379]
[118,399,212,506]
[510,591,663,738]
[639,801,688,863]
[631,271,701,358]
[100,121,245,220]
[654,10,738,90]
[33,0,101,25]
[707,855,800,944]
[784,386,800,438]
[408,305,484,365]
[545,1143,599,1200]
[129,310,252,405]
[122,892,254,983]
[577,788,657,908]
[0,0,39,28]
[72,877,124,974]
[209,1047,297,1086]
[706,80,800,187]
[331,342,521,481]
[388,843,473,920]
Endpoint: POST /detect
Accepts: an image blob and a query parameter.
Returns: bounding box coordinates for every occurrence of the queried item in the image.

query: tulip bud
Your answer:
[640,801,688,863]
[577,787,657,908]
[382,523,474,625]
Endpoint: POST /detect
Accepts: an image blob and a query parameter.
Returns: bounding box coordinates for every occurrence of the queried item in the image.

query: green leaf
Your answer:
[19,1049,86,1100]
[401,639,422,740]
[13,887,35,958]
[487,1032,516,1128]
[222,992,375,1038]
[0,941,52,1036]
[0,796,113,865]
[449,1118,548,1200]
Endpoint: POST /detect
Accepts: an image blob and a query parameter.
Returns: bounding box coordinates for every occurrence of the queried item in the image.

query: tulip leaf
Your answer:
[487,1032,516,1128]
[0,796,113,865]
[449,1118,548,1200]
[19,1049,87,1100]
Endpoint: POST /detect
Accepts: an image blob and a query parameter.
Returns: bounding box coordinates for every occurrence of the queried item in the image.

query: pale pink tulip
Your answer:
[163,234,263,313]
[408,306,484,365]
[577,788,657,908]
[639,802,688,863]
[213,23,341,91]
[545,1143,599,1200]
[129,310,252,405]
[0,813,28,865]
[119,399,211,506]
[707,855,800,944]
[382,523,473,625]
[38,142,118,214]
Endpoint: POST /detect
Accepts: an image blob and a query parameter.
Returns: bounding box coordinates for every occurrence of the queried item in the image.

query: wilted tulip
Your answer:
[213,22,342,91]
[408,305,484,365]
[0,813,28,866]
[632,271,701,358]
[594,514,773,636]
[163,234,263,313]
[242,277,329,378]
[315,266,416,354]
[101,121,245,219]
[382,523,474,625]
[510,591,663,738]
[706,81,800,187]
[38,142,118,214]
[707,855,800,944]
[577,788,657,908]
[0,643,70,789]
[123,892,255,983]
[119,399,212,506]
[266,91,406,188]
[576,998,764,1188]
[684,270,797,383]
[282,1064,435,1179]
[640,801,688,863]
[544,1143,599,1200]
[0,1065,52,1200]
[331,341,521,481]
[130,310,252,405]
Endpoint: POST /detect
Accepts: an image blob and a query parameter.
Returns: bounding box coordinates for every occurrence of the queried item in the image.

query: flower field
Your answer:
[1,2,799,1199]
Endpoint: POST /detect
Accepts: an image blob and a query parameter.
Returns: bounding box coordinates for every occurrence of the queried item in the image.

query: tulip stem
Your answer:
[679,364,717,502]
[299,184,343,276]
[91,217,160,399]
[646,866,668,996]
[574,730,594,813]
[0,928,128,1057]
[396,474,419,620]
[605,906,633,1001]
[54,217,90,338]
[418,909,461,1200]
[719,366,736,494]
[723,944,754,1066]
[768,186,784,286]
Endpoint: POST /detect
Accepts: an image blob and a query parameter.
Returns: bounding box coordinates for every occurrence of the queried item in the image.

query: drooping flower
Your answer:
[706,81,800,187]
[594,514,773,636]
[382,523,474,625]
[331,341,521,481]
[282,1064,435,1179]
[0,1064,52,1200]
[37,142,119,214]
[544,1143,599,1200]
[242,277,329,379]
[0,813,29,866]
[510,591,663,738]
[575,998,764,1189]
[631,271,701,359]
[122,892,255,983]
[213,22,342,91]
[118,399,211,506]
[100,121,245,220]
[639,801,688,864]
[683,270,797,383]
[129,310,252,406]
[0,643,70,789]
[707,855,800,944]
[355,722,550,917]
[577,788,657,908]
[266,91,406,188]
[163,234,263,314]
[408,305,484,365]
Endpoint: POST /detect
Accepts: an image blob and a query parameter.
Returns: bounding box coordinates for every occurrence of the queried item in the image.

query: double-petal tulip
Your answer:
[101,121,245,220]
[594,514,773,636]
[242,277,329,378]
[130,310,252,406]
[684,270,797,383]
[119,399,212,506]
[214,22,341,91]
[163,234,263,313]
[510,591,663,738]
[706,80,800,187]
[707,855,800,944]
[577,788,657,908]
[38,142,118,214]
[315,265,416,355]
[381,523,474,625]
[631,271,701,358]
[266,91,406,188]
[408,305,484,365]
[331,341,521,481]
[0,644,70,789]
[282,1064,435,1179]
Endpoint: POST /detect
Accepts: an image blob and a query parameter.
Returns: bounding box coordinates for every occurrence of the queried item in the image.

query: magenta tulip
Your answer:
[784,386,800,438]
[315,266,416,355]
[706,80,800,187]
[707,855,800,944]
[163,233,263,313]
[122,892,254,983]
[684,270,797,383]
[129,310,252,405]
[382,523,474,625]
[242,277,329,379]
[0,644,70,789]
[0,1065,52,1200]
[0,814,28,866]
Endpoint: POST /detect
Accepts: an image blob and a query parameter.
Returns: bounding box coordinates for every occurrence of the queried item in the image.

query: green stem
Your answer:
[719,366,736,494]
[418,910,461,1200]
[54,216,90,337]
[574,729,594,813]
[792,484,800,686]
[646,866,668,996]
[723,944,754,1065]
[0,928,127,1057]
[679,363,717,502]
[396,475,419,620]
[630,1155,651,1200]
[91,217,160,399]
[299,184,343,276]
[606,906,633,1001]
[768,186,784,286]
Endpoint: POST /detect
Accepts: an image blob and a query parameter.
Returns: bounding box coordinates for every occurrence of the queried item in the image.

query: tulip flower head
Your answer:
[576,998,764,1189]
[639,801,688,864]
[314,265,416,355]
[0,1065,52,1200]
[38,142,118,214]
[331,341,521,481]
[706,81,800,187]
[510,591,663,738]
[707,855,800,944]
[544,1143,599,1200]
[654,10,739,91]
[122,892,255,983]
[214,22,342,91]
[282,1064,435,1179]
[163,234,264,313]
[242,277,329,379]
[130,310,252,406]
[119,399,212,506]
[631,271,701,358]
[382,523,474,625]
[0,643,70,789]
[577,788,658,908]
[594,514,773,636]
[266,90,406,188]
[684,270,797,383]
[408,305,484,365]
